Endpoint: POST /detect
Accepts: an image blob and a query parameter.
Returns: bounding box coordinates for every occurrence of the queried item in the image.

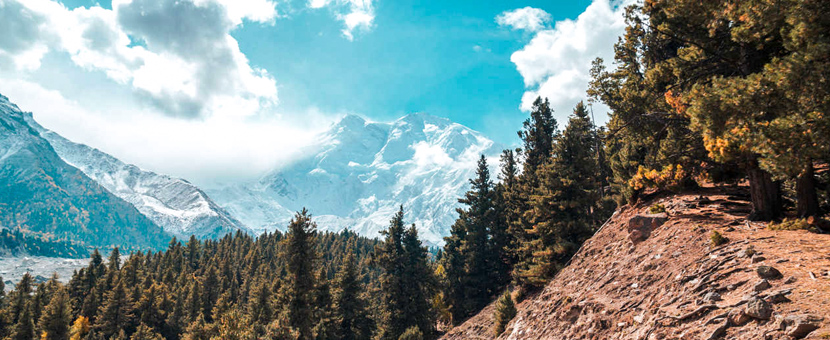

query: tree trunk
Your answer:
[796,161,820,218]
[747,161,781,221]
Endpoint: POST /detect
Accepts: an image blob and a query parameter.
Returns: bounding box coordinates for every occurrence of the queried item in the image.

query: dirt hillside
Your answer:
[441,187,830,340]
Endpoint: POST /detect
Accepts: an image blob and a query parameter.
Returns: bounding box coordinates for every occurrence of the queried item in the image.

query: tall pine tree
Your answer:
[285,209,318,340]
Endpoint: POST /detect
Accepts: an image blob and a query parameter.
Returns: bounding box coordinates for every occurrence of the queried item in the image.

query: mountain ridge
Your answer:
[207,111,503,245]
[22,112,251,240]
[0,94,172,250]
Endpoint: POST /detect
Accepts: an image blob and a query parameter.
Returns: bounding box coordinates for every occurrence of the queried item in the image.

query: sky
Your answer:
[0,0,631,185]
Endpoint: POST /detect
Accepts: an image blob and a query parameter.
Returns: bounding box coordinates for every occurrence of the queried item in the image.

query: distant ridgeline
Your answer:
[0,94,173,252]
[0,228,90,258]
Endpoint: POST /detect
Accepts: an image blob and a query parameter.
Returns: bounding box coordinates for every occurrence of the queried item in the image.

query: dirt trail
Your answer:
[441,187,830,340]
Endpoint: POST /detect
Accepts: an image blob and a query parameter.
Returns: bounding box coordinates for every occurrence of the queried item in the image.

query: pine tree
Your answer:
[38,288,72,340]
[510,98,559,285]
[69,316,90,340]
[519,102,605,286]
[8,272,32,324]
[401,225,435,338]
[493,290,516,336]
[9,304,34,340]
[440,218,467,324]
[95,280,135,337]
[247,280,274,326]
[285,209,318,340]
[333,254,373,340]
[131,323,164,340]
[313,268,336,340]
[441,155,507,321]
[375,206,407,339]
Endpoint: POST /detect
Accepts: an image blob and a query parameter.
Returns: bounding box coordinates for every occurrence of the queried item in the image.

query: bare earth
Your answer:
[441,186,830,340]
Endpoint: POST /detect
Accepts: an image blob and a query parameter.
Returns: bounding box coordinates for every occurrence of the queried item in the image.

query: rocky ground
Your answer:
[441,186,830,340]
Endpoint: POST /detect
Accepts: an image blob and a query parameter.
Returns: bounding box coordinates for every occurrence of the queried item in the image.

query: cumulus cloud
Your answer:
[496,7,552,32]
[0,0,279,118]
[503,0,632,124]
[0,0,50,70]
[308,0,375,40]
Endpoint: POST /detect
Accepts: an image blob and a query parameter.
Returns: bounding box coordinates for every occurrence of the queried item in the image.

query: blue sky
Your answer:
[0,0,628,183]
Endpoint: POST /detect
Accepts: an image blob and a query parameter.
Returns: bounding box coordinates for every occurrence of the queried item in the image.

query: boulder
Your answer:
[756,266,783,280]
[745,297,772,320]
[783,314,823,339]
[628,214,668,244]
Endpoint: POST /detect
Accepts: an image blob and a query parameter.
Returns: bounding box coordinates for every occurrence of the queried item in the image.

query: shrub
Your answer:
[767,218,818,233]
[649,204,666,214]
[493,290,517,337]
[710,230,728,247]
[629,164,687,192]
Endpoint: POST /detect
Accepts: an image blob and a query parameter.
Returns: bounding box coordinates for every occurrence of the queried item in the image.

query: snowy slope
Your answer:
[207,113,501,245]
[0,94,172,249]
[22,112,250,240]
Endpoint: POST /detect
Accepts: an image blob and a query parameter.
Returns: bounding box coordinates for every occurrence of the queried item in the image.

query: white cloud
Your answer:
[496,7,551,32]
[411,141,453,168]
[0,78,333,185]
[309,0,375,41]
[0,0,279,118]
[0,0,51,70]
[504,0,632,124]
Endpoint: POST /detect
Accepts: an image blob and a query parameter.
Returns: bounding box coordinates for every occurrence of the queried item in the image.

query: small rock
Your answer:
[783,314,824,339]
[775,258,789,263]
[728,308,751,326]
[756,266,783,280]
[704,291,722,302]
[767,291,791,304]
[751,255,766,263]
[745,297,772,320]
[754,279,771,292]
[784,276,797,284]
[617,322,626,327]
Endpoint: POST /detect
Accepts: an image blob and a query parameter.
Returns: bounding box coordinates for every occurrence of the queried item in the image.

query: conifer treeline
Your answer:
[0,213,435,340]
[437,99,614,324]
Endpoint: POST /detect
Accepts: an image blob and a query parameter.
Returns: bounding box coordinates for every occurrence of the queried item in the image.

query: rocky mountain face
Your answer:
[22,114,250,240]
[440,188,830,340]
[207,113,501,245]
[0,94,171,250]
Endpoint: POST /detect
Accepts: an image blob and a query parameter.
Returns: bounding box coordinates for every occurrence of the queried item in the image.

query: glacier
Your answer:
[206,112,502,245]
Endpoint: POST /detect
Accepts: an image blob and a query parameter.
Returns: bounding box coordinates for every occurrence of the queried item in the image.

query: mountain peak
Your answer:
[334,114,367,129]
[397,112,451,127]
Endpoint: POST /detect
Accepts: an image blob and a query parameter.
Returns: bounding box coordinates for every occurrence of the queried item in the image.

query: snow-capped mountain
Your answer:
[0,94,171,249]
[207,113,502,245]
[21,107,250,240]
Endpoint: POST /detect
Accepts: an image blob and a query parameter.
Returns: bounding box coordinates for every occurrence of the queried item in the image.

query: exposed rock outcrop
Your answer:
[440,188,830,340]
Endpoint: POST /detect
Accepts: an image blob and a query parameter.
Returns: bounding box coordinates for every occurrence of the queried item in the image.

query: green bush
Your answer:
[710,230,728,247]
[493,290,517,336]
[767,218,818,232]
[648,204,666,214]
